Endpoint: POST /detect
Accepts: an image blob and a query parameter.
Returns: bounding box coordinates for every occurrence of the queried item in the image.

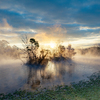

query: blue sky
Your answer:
[0,0,100,48]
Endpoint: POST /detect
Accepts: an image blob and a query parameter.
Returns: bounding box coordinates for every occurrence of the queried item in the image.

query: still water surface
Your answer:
[0,56,100,93]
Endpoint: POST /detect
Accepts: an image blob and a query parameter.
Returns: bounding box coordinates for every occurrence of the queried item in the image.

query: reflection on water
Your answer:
[26,60,75,90]
[0,56,100,93]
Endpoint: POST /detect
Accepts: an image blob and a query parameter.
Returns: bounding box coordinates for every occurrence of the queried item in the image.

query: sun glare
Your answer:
[42,41,56,49]
[49,42,56,49]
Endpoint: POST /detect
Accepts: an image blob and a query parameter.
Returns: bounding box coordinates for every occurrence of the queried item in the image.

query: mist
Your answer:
[0,38,100,93]
[0,45,100,93]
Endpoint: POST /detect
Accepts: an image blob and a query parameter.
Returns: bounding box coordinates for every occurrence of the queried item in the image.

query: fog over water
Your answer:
[0,55,100,93]
[0,59,27,93]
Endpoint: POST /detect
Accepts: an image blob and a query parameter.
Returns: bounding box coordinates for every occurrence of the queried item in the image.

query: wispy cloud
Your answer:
[34,25,67,43]
[0,0,100,48]
[67,34,100,48]
[80,26,100,30]
[0,19,12,31]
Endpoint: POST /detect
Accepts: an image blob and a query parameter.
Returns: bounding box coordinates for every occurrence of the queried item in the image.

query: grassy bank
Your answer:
[0,71,100,100]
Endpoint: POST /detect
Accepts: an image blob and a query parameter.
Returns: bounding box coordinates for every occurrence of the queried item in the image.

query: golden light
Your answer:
[41,41,56,49]
[49,41,56,49]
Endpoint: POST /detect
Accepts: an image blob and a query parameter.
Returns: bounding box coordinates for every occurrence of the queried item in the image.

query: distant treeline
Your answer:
[0,40,22,59]
[78,46,100,56]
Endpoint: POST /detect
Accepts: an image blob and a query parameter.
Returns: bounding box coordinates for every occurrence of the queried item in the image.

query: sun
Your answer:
[50,43,55,48]
[43,41,56,49]
[49,42,56,49]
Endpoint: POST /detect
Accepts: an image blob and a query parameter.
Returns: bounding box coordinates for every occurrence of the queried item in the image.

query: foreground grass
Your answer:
[0,71,100,100]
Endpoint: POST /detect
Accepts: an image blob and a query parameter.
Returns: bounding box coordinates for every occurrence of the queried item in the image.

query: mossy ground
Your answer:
[0,71,100,100]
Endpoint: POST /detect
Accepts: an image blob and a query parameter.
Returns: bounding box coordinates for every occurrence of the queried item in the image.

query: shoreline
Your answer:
[0,71,100,100]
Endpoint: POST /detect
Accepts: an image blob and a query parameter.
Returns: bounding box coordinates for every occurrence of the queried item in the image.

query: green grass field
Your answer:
[0,71,100,100]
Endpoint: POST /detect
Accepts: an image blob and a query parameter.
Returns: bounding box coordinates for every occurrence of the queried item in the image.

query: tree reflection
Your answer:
[26,59,75,89]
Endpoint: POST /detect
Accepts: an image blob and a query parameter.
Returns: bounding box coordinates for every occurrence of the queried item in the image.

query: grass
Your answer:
[0,71,100,100]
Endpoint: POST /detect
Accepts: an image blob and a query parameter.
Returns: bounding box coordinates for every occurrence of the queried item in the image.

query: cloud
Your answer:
[0,0,100,29]
[0,19,12,31]
[74,4,100,26]
[67,34,100,48]
[80,26,100,30]
[34,25,67,43]
[0,19,36,34]
[0,0,100,48]
[0,19,20,45]
[0,0,99,26]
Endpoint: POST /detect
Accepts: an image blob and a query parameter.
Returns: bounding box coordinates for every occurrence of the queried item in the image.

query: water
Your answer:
[0,59,27,93]
[0,55,100,93]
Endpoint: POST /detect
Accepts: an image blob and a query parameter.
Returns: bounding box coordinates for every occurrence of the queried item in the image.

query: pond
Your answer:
[0,55,100,93]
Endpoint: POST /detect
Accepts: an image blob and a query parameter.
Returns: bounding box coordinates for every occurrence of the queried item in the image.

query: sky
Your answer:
[0,0,100,48]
